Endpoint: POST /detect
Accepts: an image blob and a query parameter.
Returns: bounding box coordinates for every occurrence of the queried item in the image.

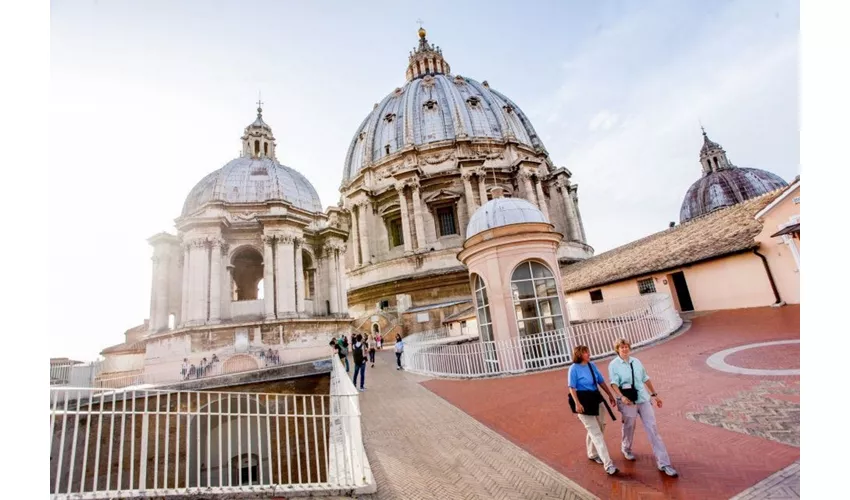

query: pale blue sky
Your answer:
[49,0,799,360]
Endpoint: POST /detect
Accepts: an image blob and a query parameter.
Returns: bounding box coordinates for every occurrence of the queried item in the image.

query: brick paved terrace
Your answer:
[421,306,800,500]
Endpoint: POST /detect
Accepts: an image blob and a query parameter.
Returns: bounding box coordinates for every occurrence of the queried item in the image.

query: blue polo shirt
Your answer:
[608,356,651,404]
[568,362,605,391]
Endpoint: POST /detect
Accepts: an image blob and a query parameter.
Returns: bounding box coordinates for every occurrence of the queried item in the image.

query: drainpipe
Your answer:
[753,248,783,306]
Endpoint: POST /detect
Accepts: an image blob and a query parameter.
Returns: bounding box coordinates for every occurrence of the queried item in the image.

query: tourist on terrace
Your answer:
[608,338,678,478]
[181,358,188,380]
[336,337,349,372]
[188,363,197,379]
[376,334,383,350]
[568,345,619,476]
[368,335,377,367]
[352,334,367,391]
[394,334,404,370]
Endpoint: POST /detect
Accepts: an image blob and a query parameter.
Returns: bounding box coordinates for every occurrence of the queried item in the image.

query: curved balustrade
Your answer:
[402,293,683,378]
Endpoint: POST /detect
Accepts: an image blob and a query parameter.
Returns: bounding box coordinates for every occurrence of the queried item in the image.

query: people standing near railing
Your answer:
[568,345,619,476]
[181,358,188,380]
[352,334,366,392]
[608,338,678,478]
[188,363,197,379]
[394,334,404,370]
[335,336,349,372]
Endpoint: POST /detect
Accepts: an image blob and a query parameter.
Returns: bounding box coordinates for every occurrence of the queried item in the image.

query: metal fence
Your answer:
[49,357,370,499]
[402,293,682,378]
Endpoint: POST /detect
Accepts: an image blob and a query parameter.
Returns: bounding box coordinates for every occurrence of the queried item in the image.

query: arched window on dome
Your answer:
[472,275,499,372]
[254,140,260,156]
[511,261,565,336]
[168,313,175,330]
[713,157,719,170]
[302,250,316,300]
[263,142,268,157]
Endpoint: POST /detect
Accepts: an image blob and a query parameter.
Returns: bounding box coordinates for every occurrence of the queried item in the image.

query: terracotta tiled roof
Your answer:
[562,189,784,293]
[100,339,146,355]
[442,306,476,324]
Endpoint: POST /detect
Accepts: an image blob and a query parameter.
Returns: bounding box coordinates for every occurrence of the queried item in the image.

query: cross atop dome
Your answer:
[241,101,277,159]
[406,25,451,81]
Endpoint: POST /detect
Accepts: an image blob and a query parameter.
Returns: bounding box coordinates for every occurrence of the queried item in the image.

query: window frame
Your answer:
[637,278,656,295]
[589,289,604,304]
[433,203,459,237]
[510,261,566,337]
[386,216,404,248]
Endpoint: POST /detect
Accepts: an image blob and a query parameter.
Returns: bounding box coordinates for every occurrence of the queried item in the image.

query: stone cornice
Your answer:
[174,216,231,232]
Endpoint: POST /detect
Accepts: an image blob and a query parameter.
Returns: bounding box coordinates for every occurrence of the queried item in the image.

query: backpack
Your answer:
[337,339,348,357]
[352,342,365,365]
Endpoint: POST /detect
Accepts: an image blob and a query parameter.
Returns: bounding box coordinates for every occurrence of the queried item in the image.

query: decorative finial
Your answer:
[257,91,263,116]
[417,19,426,39]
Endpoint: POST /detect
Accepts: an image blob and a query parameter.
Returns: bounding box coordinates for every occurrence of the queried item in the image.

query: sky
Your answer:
[49,0,799,361]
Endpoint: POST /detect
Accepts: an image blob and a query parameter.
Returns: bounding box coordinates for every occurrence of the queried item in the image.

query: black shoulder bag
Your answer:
[568,363,616,420]
[619,361,639,404]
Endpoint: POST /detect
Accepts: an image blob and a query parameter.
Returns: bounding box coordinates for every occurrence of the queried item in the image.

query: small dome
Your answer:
[466,197,547,239]
[680,167,787,222]
[182,157,322,216]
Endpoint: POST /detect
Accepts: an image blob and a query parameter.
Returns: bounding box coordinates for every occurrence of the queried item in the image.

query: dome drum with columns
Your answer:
[341,28,593,336]
[98,107,352,381]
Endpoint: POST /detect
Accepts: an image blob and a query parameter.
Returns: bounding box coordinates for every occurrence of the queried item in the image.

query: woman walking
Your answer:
[568,345,619,476]
[394,334,404,370]
[368,335,377,367]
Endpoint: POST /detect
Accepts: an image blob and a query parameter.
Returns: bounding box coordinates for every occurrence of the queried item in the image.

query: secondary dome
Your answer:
[182,106,323,216]
[680,129,787,222]
[466,195,547,239]
[342,28,547,182]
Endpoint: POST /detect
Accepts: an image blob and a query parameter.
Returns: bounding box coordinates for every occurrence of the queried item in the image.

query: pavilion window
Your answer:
[589,289,603,303]
[637,278,656,295]
[263,142,268,156]
[388,217,404,248]
[254,140,259,155]
[511,261,565,336]
[473,275,499,370]
[435,205,458,236]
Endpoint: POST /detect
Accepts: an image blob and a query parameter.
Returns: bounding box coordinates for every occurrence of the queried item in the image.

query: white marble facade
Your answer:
[147,107,351,333]
[340,28,594,321]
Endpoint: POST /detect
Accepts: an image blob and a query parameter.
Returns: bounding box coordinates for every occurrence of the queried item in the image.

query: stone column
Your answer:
[572,186,587,242]
[223,263,234,320]
[462,172,477,217]
[276,234,296,315]
[295,237,305,314]
[557,179,582,241]
[262,235,276,319]
[199,240,211,322]
[410,179,426,250]
[521,171,536,206]
[180,244,190,324]
[325,244,339,314]
[186,238,208,324]
[352,206,362,267]
[358,201,371,265]
[396,182,413,252]
[338,246,349,313]
[154,255,170,330]
[477,169,489,205]
[208,238,222,323]
[534,177,550,221]
[149,256,158,330]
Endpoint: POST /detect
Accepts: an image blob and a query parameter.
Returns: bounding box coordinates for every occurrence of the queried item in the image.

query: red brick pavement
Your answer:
[726,343,799,370]
[422,306,800,500]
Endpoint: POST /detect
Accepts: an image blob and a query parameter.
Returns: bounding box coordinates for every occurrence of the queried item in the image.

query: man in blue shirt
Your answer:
[608,338,678,477]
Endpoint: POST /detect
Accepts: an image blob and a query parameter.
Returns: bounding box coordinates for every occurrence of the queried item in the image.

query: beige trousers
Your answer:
[577,403,613,469]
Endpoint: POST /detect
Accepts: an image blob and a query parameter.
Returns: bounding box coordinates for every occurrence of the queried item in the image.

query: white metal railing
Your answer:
[49,357,369,499]
[402,328,451,345]
[402,293,682,378]
[567,294,661,322]
[51,361,103,388]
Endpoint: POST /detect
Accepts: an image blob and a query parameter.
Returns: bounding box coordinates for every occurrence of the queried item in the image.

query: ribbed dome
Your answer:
[342,74,547,182]
[182,157,322,216]
[466,197,547,239]
[679,167,787,222]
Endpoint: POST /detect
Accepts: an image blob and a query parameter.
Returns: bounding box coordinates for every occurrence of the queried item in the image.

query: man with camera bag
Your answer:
[608,338,678,478]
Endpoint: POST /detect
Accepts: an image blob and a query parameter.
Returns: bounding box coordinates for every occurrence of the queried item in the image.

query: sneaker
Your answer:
[588,456,603,465]
[358,387,365,392]
[658,465,679,477]
[606,466,619,475]
[622,450,636,461]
